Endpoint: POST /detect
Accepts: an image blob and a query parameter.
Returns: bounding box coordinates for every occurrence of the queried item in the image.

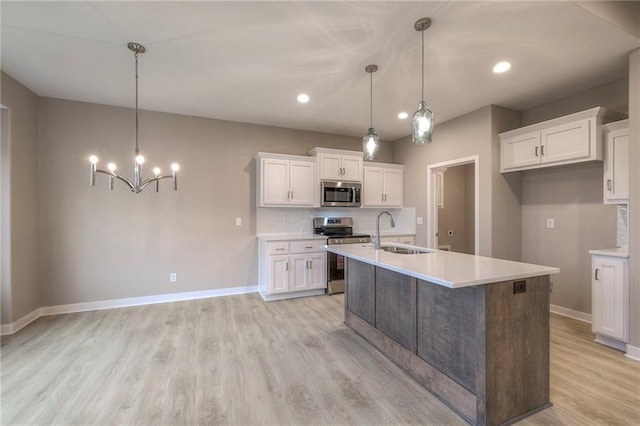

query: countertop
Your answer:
[588,247,629,258]
[326,243,559,289]
[257,233,328,241]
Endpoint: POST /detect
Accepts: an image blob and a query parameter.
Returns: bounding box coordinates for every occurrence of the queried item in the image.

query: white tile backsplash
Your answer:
[617,204,628,249]
[257,207,416,236]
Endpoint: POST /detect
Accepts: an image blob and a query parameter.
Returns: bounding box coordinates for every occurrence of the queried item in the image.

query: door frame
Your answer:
[426,155,480,254]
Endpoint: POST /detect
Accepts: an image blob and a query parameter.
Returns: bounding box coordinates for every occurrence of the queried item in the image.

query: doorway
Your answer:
[427,155,479,254]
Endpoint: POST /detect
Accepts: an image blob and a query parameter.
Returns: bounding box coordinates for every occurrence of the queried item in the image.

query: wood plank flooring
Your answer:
[1,293,639,425]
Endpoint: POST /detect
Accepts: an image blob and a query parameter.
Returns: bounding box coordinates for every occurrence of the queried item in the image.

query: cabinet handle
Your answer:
[541,145,545,156]
[607,179,612,191]
[309,260,312,269]
[595,268,599,280]
[290,191,293,199]
[381,194,384,202]
[275,248,285,251]
[305,246,313,249]
[535,146,539,157]
[384,194,387,202]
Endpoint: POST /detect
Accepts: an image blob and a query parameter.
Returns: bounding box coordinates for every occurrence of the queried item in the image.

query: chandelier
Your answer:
[89,42,179,193]
[411,18,435,145]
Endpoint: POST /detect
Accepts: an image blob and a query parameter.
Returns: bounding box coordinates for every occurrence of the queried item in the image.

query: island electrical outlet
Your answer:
[170,273,177,282]
[513,280,527,294]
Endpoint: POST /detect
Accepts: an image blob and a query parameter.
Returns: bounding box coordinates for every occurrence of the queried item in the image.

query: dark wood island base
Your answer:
[344,258,552,426]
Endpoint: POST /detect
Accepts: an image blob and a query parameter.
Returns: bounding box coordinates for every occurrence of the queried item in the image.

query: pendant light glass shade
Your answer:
[411,101,435,144]
[363,128,380,160]
[412,18,435,145]
[363,64,380,160]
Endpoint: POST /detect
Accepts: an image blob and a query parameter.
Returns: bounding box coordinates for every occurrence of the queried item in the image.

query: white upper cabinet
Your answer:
[362,163,403,207]
[500,107,607,173]
[308,147,363,182]
[256,152,317,207]
[603,120,629,204]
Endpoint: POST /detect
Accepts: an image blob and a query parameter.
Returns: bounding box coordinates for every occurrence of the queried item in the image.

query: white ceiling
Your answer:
[2,1,639,141]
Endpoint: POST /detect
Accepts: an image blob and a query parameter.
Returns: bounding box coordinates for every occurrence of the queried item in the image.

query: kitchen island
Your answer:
[326,243,559,426]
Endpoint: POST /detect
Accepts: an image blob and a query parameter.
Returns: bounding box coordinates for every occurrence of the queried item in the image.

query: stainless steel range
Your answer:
[313,217,371,294]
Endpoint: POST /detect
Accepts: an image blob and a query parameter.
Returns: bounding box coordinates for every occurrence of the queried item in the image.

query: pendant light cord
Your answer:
[134,50,140,156]
[421,27,424,103]
[369,70,373,128]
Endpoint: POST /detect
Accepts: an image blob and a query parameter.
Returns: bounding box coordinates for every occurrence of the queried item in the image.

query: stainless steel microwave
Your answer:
[321,180,361,207]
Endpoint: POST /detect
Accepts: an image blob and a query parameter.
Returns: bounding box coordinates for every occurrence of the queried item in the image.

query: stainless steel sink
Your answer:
[380,245,432,255]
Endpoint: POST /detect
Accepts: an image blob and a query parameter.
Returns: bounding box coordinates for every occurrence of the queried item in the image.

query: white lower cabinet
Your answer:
[591,254,628,349]
[259,238,326,300]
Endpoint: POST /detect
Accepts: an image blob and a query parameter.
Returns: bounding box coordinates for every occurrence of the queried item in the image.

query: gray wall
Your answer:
[437,163,474,254]
[0,72,40,323]
[36,97,392,307]
[518,79,628,315]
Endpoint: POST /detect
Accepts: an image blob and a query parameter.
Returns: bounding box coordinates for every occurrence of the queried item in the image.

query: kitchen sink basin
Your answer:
[380,245,432,255]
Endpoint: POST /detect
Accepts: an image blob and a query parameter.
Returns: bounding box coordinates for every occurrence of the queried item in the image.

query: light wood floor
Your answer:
[1,293,638,425]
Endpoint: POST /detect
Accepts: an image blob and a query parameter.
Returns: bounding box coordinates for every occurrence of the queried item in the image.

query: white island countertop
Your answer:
[326,243,559,289]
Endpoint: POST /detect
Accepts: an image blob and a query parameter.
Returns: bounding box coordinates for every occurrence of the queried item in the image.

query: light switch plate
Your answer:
[546,218,555,229]
[235,217,242,226]
[417,217,423,225]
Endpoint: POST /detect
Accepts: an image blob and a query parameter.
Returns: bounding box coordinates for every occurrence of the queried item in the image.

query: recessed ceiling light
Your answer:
[398,112,409,119]
[493,61,511,73]
[297,94,310,103]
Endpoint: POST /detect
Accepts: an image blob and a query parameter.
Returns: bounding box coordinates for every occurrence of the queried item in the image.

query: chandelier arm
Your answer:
[96,169,135,191]
[135,51,140,156]
[421,26,424,102]
[139,175,172,190]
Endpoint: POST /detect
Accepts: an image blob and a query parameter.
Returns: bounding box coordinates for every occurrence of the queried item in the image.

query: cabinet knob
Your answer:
[595,268,599,280]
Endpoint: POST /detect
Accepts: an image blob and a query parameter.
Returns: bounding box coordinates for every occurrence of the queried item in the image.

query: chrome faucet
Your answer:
[375,211,396,249]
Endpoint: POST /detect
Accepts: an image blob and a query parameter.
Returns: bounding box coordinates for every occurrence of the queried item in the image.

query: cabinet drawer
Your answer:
[268,242,290,254]
[290,239,325,253]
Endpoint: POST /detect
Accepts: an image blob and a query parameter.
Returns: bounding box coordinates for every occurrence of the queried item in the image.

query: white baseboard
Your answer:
[0,308,41,336]
[550,304,592,323]
[625,344,640,362]
[1,285,258,336]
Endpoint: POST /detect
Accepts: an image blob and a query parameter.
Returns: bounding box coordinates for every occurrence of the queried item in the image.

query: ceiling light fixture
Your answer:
[297,93,310,103]
[493,61,511,73]
[398,112,409,120]
[363,64,380,161]
[88,42,179,193]
[411,17,435,145]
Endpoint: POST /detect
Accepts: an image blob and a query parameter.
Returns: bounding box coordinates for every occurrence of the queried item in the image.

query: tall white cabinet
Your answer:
[362,163,403,207]
[256,152,317,207]
[602,120,629,204]
[589,250,628,352]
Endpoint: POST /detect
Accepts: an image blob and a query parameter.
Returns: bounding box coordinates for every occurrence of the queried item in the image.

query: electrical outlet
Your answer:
[417,217,423,225]
[170,273,177,282]
[513,280,527,294]
[546,218,555,229]
[235,217,242,226]
[283,217,289,225]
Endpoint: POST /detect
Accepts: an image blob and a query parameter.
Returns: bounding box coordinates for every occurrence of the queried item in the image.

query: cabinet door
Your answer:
[363,167,384,207]
[307,253,326,290]
[262,159,290,205]
[289,161,315,206]
[318,154,342,180]
[290,254,310,291]
[541,119,590,165]
[270,256,290,293]
[383,169,403,207]
[501,131,541,171]
[341,155,363,182]
[592,256,627,341]
[604,131,629,203]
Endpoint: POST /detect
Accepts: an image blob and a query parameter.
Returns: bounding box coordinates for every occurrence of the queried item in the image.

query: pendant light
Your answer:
[411,17,435,145]
[88,42,180,193]
[363,64,380,160]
